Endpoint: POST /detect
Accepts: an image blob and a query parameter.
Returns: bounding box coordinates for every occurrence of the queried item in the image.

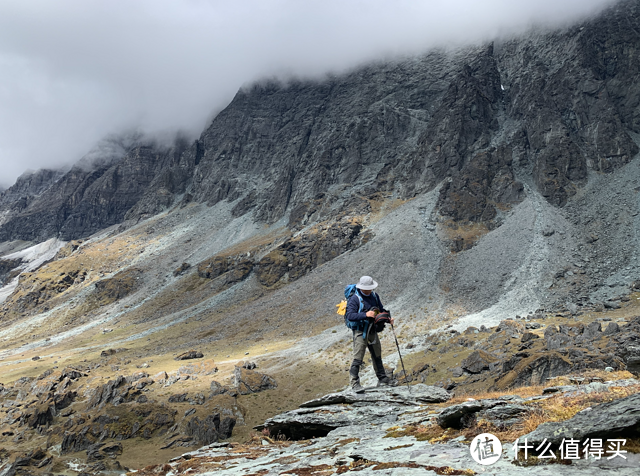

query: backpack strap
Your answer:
[356,290,370,340]
[361,291,382,340]
[372,291,382,310]
[354,291,367,332]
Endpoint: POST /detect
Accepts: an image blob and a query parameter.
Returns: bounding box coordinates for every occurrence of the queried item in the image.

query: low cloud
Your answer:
[0,0,619,187]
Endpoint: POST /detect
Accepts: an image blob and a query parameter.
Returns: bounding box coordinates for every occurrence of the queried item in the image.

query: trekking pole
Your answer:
[390,323,411,393]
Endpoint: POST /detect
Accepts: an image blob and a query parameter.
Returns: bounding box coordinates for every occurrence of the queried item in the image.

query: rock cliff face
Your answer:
[0,0,638,244]
[0,144,187,242]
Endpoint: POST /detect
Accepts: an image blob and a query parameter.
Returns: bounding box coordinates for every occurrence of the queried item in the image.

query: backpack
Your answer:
[336,284,381,337]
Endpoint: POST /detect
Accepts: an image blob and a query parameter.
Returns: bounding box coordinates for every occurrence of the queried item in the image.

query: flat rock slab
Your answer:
[436,398,525,429]
[256,385,448,440]
[255,403,401,440]
[300,384,450,408]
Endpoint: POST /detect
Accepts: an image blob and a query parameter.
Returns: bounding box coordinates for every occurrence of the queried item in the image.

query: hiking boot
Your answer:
[351,381,365,394]
[377,376,395,387]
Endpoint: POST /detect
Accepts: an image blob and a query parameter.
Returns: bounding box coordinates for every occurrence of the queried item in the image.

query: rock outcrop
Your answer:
[522,391,640,446]
[184,414,236,445]
[233,367,277,395]
[255,385,449,440]
[174,351,204,361]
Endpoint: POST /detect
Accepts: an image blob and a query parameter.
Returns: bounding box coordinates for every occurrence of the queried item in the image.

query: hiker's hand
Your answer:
[365,310,376,318]
[390,317,395,326]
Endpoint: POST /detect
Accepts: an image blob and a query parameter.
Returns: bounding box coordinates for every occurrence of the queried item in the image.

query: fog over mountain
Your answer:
[0,0,618,187]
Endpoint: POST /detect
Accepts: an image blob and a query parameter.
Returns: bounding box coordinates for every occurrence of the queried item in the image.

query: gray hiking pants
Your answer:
[349,328,387,385]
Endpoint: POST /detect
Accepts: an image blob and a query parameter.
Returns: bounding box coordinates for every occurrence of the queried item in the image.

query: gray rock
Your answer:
[209,380,228,396]
[604,301,622,309]
[436,401,485,429]
[185,414,236,445]
[460,350,499,374]
[481,403,530,429]
[542,384,580,394]
[545,332,573,350]
[168,393,188,403]
[256,403,398,440]
[435,398,523,429]
[300,384,450,408]
[520,332,539,343]
[583,321,602,339]
[604,322,620,335]
[175,350,204,361]
[233,367,277,394]
[258,385,449,440]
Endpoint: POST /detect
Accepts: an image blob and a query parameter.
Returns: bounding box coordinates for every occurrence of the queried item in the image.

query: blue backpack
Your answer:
[341,284,380,338]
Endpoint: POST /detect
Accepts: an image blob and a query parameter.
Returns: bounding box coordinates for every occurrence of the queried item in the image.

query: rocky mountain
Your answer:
[2,0,640,474]
[2,1,639,243]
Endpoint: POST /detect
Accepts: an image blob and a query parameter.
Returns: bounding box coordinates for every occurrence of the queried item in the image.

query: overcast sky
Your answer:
[0,0,619,188]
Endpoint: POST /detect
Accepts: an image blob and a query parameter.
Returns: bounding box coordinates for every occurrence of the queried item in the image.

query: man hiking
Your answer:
[345,276,395,393]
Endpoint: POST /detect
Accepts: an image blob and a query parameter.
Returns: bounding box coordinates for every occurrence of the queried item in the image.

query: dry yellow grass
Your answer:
[444,386,546,406]
[385,383,640,451]
[546,369,635,386]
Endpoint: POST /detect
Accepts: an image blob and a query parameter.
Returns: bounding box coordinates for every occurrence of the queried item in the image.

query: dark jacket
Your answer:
[345,290,386,324]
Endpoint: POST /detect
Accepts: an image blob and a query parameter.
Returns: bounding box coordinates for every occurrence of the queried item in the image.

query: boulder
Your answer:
[175,350,204,361]
[210,380,229,396]
[61,368,85,380]
[436,401,485,429]
[495,352,572,388]
[520,332,539,343]
[188,393,206,405]
[52,390,77,411]
[26,403,54,428]
[496,319,525,336]
[233,367,277,394]
[86,375,132,409]
[86,442,123,462]
[258,385,449,440]
[584,321,602,339]
[604,322,620,335]
[153,371,168,381]
[185,414,236,445]
[61,427,94,454]
[460,350,499,374]
[481,403,529,429]
[545,333,573,350]
[168,393,188,403]
[437,398,530,430]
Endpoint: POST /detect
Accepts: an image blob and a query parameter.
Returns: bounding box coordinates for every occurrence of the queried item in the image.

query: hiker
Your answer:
[345,276,395,393]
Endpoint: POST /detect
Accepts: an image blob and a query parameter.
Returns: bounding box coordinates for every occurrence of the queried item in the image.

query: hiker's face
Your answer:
[361,289,372,295]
